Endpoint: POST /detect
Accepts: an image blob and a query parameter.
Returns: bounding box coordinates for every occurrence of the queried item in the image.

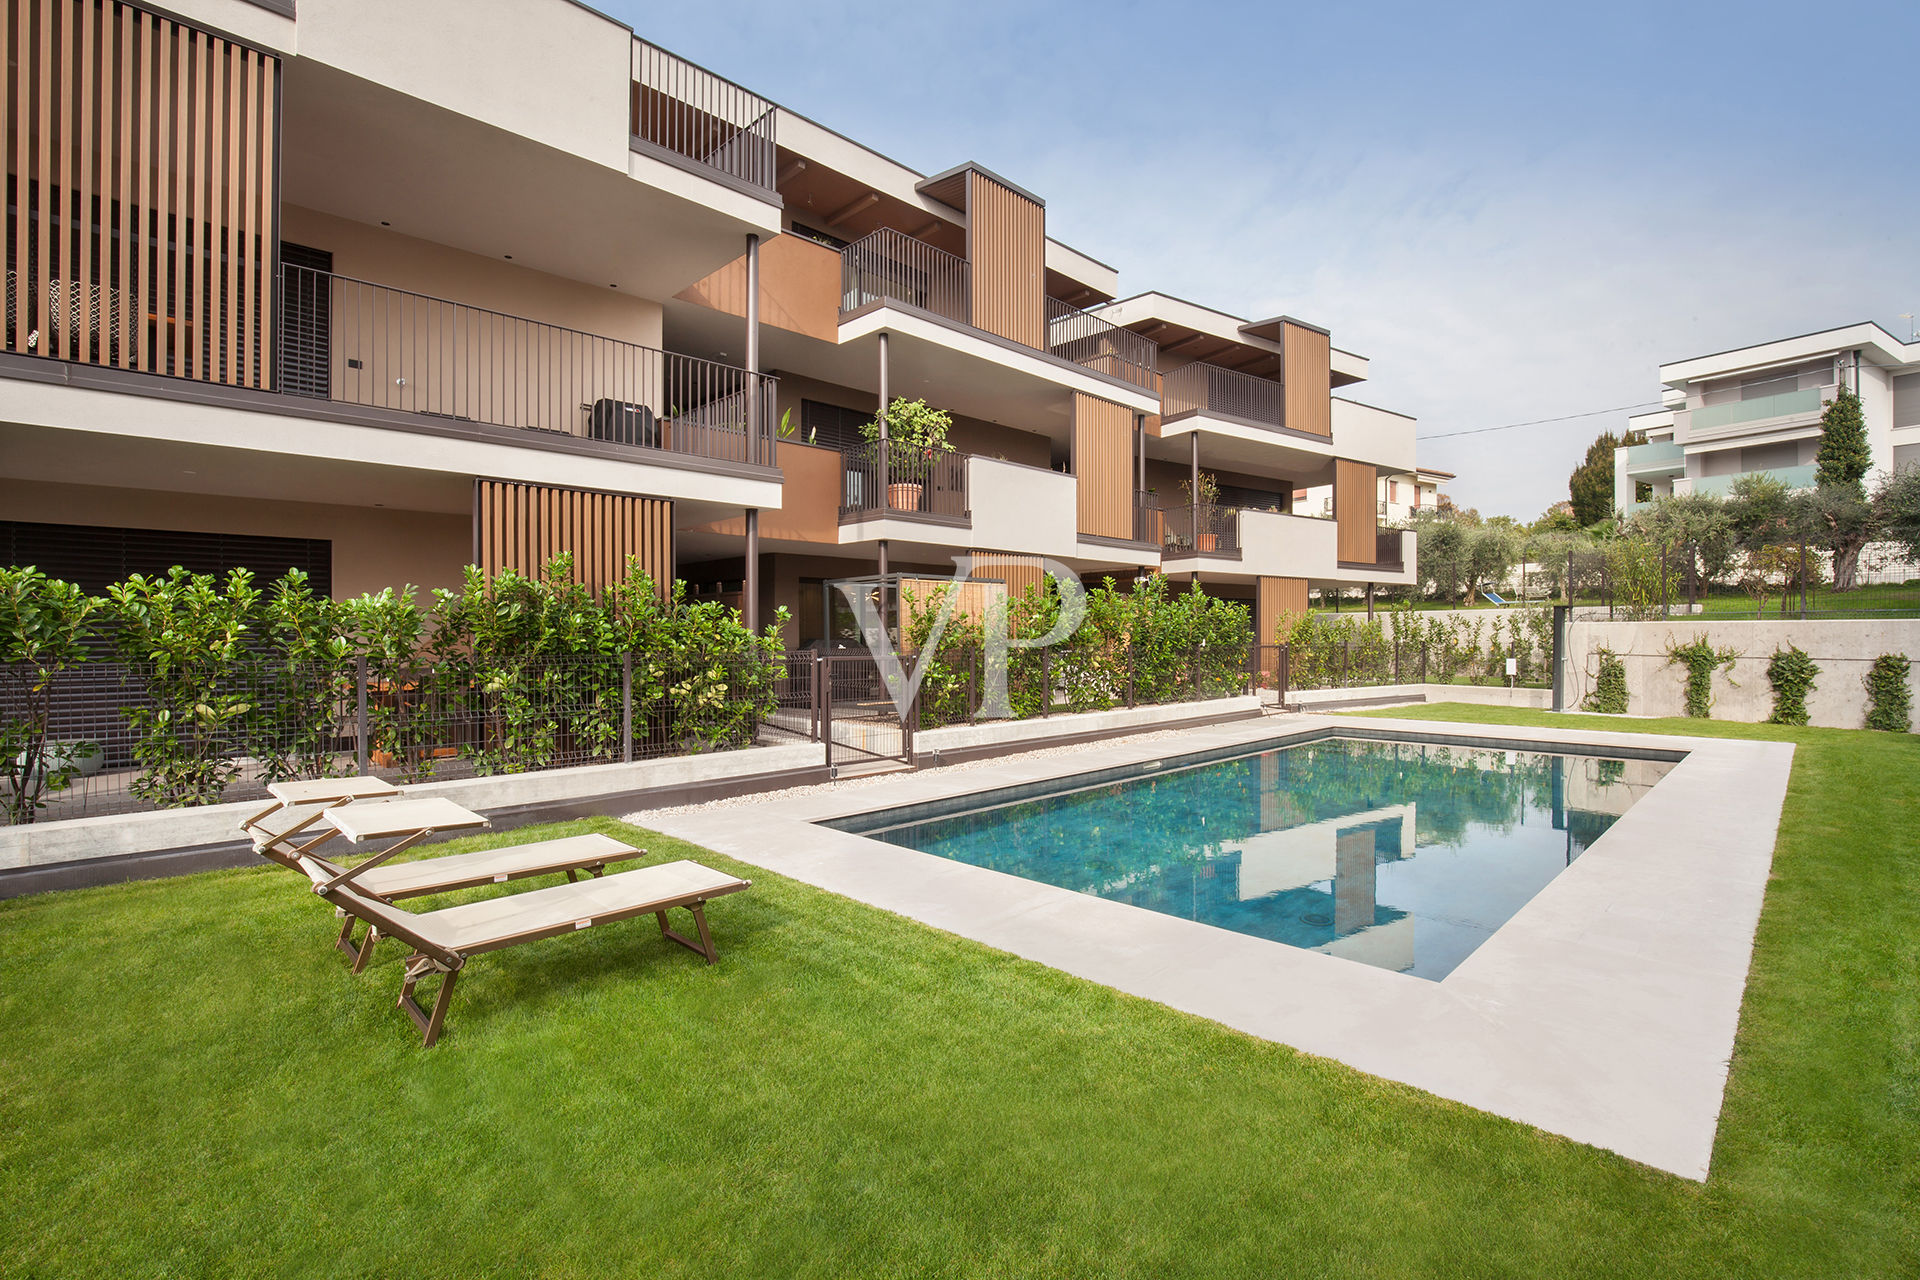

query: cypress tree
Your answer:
[1815,389,1871,497]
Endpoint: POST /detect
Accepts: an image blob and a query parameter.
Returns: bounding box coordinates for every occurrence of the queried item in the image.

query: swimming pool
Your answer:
[831,735,1675,980]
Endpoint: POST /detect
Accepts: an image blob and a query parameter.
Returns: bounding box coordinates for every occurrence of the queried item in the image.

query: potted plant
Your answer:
[862,397,954,511]
[1181,472,1222,551]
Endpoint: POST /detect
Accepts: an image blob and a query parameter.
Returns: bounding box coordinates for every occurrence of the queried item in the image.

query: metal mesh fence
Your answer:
[1566,542,1920,621]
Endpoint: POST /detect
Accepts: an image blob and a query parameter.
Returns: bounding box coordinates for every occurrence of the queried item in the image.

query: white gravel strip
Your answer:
[621,723,1245,823]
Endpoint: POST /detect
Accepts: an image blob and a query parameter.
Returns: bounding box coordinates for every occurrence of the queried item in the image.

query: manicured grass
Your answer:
[3,708,1916,1277]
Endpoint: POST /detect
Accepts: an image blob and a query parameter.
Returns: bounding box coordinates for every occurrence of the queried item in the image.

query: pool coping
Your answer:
[635,713,1794,1181]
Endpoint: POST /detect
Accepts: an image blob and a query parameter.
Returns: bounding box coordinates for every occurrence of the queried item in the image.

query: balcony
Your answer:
[1162,362,1285,432]
[1688,386,1827,434]
[838,230,1159,393]
[279,265,777,468]
[838,442,970,523]
[1623,440,1685,475]
[1162,502,1241,557]
[1684,464,1819,499]
[1044,297,1159,391]
[630,40,777,197]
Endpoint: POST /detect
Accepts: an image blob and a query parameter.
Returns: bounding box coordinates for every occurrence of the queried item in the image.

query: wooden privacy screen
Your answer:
[1281,320,1331,436]
[1256,576,1309,646]
[3,0,277,384]
[474,480,673,598]
[1334,459,1377,564]
[966,169,1043,348]
[969,552,1045,603]
[1072,391,1133,539]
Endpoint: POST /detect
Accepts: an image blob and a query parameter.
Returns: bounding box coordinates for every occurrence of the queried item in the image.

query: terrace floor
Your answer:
[2,708,1914,1277]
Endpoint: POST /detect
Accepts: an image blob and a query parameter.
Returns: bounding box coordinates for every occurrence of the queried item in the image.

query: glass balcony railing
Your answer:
[1686,464,1818,498]
[1622,440,1684,472]
[1689,386,1825,432]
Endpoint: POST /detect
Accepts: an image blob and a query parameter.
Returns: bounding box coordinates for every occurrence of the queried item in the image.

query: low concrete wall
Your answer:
[1,697,1267,873]
[0,742,826,872]
[1564,617,1918,730]
[1292,684,1552,711]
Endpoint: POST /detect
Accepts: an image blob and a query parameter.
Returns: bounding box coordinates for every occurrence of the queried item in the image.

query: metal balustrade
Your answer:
[1044,296,1159,391]
[630,40,777,193]
[839,229,971,324]
[839,441,970,520]
[1162,361,1286,430]
[279,263,776,467]
[1162,502,1241,556]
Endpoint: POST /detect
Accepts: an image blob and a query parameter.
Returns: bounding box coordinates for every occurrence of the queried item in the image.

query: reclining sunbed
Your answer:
[295,854,752,1046]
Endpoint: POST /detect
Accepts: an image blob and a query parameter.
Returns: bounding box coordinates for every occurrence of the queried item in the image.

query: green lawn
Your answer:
[3,708,1916,1277]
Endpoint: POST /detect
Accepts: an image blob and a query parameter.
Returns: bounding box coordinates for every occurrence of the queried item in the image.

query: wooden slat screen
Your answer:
[1256,576,1309,646]
[474,479,672,599]
[1334,459,1376,564]
[1281,320,1331,436]
[3,0,276,385]
[965,169,1043,348]
[968,552,1045,605]
[1071,391,1133,540]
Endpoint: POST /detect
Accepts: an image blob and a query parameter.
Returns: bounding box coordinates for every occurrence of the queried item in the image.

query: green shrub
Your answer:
[1583,648,1628,714]
[0,566,97,823]
[1863,654,1912,732]
[1764,645,1819,726]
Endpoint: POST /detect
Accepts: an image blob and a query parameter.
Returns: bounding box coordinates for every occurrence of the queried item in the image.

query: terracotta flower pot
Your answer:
[1198,533,1219,553]
[887,482,924,511]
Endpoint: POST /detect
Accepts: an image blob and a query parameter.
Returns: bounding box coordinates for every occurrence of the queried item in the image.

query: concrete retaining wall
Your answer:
[1564,617,1918,730]
[1,696,1265,872]
[1292,684,1551,711]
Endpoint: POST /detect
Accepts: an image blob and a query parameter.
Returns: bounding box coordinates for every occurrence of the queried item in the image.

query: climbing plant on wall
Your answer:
[1763,645,1819,726]
[1582,648,1628,714]
[1665,634,1739,719]
[1863,653,1912,732]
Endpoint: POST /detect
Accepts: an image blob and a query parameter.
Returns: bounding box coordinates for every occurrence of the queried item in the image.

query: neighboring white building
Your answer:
[1617,322,1920,513]
[1296,466,1452,525]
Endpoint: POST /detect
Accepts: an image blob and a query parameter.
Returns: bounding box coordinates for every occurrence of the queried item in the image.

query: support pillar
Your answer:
[1365,582,1375,620]
[877,331,890,581]
[745,233,761,460]
[744,509,760,632]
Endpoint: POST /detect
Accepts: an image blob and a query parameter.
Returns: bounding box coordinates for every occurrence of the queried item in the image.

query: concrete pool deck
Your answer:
[637,713,1793,1181]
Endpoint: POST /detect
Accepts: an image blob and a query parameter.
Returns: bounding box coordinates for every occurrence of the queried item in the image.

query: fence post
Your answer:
[1191,643,1200,701]
[1421,640,1429,685]
[1551,603,1569,712]
[1799,544,1808,618]
[1660,542,1670,619]
[1041,645,1051,717]
[820,657,833,772]
[1127,644,1137,709]
[621,653,634,763]
[1566,551,1574,606]
[354,655,370,775]
[1279,644,1290,707]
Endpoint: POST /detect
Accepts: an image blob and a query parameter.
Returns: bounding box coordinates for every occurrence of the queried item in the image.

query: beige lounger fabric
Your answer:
[334,833,639,900]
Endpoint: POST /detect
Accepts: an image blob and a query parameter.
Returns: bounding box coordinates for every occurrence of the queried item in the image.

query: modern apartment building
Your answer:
[1,0,1420,648]
[1616,322,1920,513]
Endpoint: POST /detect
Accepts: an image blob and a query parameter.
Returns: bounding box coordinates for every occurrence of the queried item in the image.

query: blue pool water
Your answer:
[836,735,1675,980]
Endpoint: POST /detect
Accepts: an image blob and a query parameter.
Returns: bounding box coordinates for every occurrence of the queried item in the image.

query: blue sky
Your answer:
[605,0,1920,519]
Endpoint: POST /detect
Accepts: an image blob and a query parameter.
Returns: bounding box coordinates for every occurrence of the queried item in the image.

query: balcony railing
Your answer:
[631,40,777,194]
[1044,296,1159,391]
[278,264,776,467]
[1162,361,1285,430]
[839,441,970,521]
[840,229,970,325]
[1376,529,1405,569]
[1163,502,1241,557]
[1688,385,1826,433]
[1133,490,1165,544]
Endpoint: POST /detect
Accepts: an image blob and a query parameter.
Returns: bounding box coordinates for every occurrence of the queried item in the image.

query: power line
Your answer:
[1418,401,1668,442]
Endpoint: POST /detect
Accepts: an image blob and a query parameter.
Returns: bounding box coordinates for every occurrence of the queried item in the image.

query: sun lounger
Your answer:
[242,776,403,863]
[305,832,646,969]
[295,854,752,1046]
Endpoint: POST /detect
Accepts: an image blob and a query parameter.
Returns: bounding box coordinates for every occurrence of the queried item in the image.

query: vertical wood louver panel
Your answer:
[1334,459,1377,564]
[2,0,275,383]
[1071,391,1133,540]
[1281,320,1332,437]
[1256,576,1309,647]
[964,169,1043,348]
[475,480,672,600]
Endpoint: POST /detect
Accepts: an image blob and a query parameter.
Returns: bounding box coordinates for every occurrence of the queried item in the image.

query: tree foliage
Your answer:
[1814,389,1871,496]
[1569,428,1641,526]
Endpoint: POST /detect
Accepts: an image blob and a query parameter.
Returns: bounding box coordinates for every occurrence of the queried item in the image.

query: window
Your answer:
[0,520,332,595]
[800,399,874,452]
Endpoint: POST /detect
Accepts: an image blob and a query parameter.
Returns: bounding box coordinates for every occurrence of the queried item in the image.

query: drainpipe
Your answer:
[744,233,761,631]
[876,332,890,579]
